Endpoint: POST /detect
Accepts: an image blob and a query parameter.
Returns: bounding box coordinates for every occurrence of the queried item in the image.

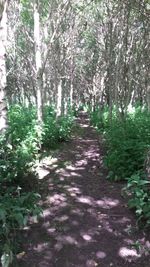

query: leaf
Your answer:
[14,213,24,227]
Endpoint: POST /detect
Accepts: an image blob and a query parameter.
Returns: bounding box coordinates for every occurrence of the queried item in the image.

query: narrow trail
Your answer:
[18,113,150,267]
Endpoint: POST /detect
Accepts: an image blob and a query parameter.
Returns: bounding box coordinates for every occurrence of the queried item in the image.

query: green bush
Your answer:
[0,105,41,266]
[0,104,75,265]
[90,106,150,181]
[57,114,74,141]
[0,106,41,185]
[89,106,109,131]
[42,105,74,148]
[8,105,37,146]
[105,117,148,180]
[124,173,150,226]
[0,189,41,267]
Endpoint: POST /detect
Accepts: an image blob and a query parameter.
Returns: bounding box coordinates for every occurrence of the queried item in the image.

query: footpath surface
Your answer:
[18,113,150,267]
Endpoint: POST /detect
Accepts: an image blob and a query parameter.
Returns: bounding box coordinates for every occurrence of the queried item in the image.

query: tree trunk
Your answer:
[0,0,8,133]
[34,0,43,122]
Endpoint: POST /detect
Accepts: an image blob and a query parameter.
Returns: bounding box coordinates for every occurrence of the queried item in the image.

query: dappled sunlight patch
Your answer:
[75,159,88,167]
[75,166,86,171]
[83,147,100,160]
[86,259,98,267]
[103,221,114,233]
[23,226,31,231]
[41,208,52,218]
[47,227,56,234]
[81,123,89,128]
[56,168,82,178]
[46,193,68,210]
[66,165,77,171]
[40,156,58,166]
[70,171,83,177]
[119,246,140,259]
[115,216,131,224]
[81,233,92,241]
[37,156,58,168]
[36,156,59,179]
[64,235,78,245]
[33,242,49,253]
[96,197,119,209]
[55,168,70,177]
[36,167,50,180]
[67,186,82,196]
[55,234,78,246]
[77,196,93,205]
[82,139,97,143]
[96,251,106,259]
[54,215,69,222]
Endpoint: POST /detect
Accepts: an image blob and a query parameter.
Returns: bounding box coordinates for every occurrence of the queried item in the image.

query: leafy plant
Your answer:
[0,103,75,265]
[42,105,74,148]
[0,104,42,266]
[90,105,150,226]
[124,173,150,226]
[90,105,150,181]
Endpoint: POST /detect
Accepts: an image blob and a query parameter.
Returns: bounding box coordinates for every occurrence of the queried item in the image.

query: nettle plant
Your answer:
[124,173,150,226]
[0,105,42,267]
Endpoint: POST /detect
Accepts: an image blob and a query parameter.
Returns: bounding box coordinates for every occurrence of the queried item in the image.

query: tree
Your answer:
[33,0,43,122]
[0,0,8,133]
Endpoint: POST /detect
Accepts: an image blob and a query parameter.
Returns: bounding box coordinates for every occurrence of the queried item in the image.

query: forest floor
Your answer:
[16,112,150,267]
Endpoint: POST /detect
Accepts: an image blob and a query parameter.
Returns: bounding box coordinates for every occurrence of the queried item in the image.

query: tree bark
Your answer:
[0,0,8,133]
[34,0,43,122]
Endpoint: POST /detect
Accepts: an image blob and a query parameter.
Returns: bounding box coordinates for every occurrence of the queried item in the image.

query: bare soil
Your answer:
[16,112,150,267]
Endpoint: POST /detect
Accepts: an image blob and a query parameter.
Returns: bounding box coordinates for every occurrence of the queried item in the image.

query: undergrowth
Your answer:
[0,104,75,267]
[90,105,150,226]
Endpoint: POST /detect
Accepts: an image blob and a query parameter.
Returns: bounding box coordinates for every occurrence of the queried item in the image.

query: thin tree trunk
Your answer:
[34,0,43,122]
[0,0,8,133]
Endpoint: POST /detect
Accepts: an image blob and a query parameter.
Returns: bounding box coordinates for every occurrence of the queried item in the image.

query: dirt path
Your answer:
[18,112,150,267]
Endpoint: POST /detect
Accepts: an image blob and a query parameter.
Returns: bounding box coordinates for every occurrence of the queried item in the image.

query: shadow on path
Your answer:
[17,112,150,267]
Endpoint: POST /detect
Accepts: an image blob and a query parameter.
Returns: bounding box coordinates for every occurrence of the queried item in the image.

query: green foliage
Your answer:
[42,105,74,148]
[8,105,37,145]
[124,173,150,226]
[0,189,41,267]
[89,106,109,131]
[20,0,34,27]
[0,103,74,265]
[90,106,150,181]
[90,105,150,226]
[0,105,41,184]
[0,105,42,266]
